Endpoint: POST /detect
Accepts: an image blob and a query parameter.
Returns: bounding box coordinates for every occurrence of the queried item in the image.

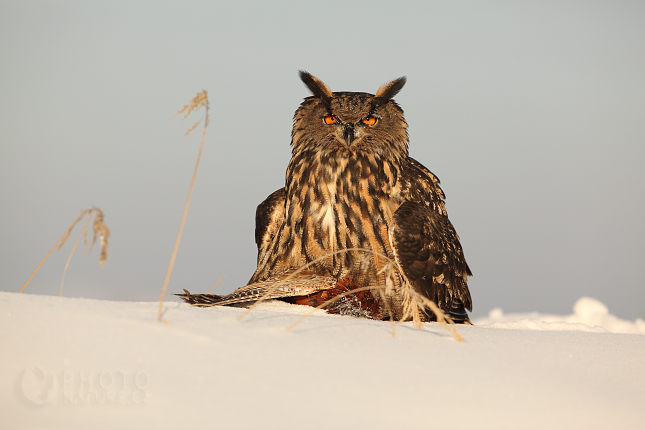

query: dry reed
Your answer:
[157,90,210,323]
[19,207,110,295]
[208,275,225,294]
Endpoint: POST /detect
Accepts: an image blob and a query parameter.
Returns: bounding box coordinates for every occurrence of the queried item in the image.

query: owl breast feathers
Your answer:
[181,72,472,323]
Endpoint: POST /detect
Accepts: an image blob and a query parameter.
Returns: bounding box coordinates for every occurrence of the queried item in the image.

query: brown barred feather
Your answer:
[176,271,338,307]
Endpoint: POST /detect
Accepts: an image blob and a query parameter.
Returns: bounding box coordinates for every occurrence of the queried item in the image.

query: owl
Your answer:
[180,72,472,323]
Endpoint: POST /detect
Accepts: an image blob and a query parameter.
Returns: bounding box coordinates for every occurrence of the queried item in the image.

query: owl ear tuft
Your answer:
[375,76,407,101]
[299,71,333,105]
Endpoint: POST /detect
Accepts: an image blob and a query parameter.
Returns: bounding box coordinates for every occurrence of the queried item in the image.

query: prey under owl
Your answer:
[179,72,472,323]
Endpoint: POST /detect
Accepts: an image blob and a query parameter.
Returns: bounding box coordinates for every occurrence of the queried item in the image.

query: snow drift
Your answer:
[1,292,643,430]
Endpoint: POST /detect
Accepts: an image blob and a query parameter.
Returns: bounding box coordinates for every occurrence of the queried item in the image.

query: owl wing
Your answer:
[254,188,286,265]
[391,158,472,321]
[179,188,339,308]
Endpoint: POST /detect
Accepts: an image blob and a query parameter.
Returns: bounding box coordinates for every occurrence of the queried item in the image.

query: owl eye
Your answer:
[361,116,377,125]
[324,115,339,125]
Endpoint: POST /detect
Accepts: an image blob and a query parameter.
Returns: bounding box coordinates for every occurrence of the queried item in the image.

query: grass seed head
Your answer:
[173,90,210,136]
[21,207,110,294]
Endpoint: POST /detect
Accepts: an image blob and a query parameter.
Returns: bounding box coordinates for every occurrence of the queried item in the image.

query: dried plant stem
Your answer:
[416,294,463,342]
[20,207,109,294]
[158,91,210,323]
[60,213,93,296]
[19,238,63,293]
[208,275,225,294]
[157,125,205,322]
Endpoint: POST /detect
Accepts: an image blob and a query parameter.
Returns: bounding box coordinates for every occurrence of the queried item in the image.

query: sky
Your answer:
[1,1,643,319]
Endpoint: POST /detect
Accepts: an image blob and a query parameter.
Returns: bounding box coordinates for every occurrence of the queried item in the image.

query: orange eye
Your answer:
[324,115,338,125]
[361,116,376,125]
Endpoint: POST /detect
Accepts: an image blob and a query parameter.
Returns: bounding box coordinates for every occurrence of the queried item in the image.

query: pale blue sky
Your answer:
[1,1,643,319]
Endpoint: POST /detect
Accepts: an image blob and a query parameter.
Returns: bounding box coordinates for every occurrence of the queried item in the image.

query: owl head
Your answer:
[291,71,409,161]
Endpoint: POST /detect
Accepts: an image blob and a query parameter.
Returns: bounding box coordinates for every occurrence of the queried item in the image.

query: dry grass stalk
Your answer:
[158,90,210,323]
[19,207,110,294]
[238,246,463,341]
[172,90,210,136]
[90,210,110,266]
[416,294,464,342]
[59,211,93,296]
[208,275,225,294]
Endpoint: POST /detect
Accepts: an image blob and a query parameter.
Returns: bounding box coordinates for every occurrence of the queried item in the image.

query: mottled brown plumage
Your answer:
[179,72,472,323]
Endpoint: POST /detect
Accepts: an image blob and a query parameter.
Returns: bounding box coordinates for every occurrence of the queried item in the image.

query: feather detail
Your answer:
[299,71,333,106]
[375,76,406,101]
[177,272,337,307]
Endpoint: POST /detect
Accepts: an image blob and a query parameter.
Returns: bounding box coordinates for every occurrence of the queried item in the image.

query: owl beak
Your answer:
[344,124,354,147]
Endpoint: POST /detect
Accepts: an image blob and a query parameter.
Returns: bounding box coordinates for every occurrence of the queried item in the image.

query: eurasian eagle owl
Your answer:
[182,72,472,323]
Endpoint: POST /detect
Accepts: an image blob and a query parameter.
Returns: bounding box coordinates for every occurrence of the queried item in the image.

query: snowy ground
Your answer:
[1,292,643,430]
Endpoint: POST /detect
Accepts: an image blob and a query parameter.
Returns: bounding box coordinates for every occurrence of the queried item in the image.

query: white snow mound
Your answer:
[474,296,645,334]
[1,292,643,430]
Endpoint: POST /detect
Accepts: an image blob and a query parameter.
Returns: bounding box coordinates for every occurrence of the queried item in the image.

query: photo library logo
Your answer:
[20,367,151,406]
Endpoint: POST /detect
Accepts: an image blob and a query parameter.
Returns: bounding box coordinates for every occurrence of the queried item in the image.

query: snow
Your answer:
[474,297,645,334]
[1,292,643,430]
